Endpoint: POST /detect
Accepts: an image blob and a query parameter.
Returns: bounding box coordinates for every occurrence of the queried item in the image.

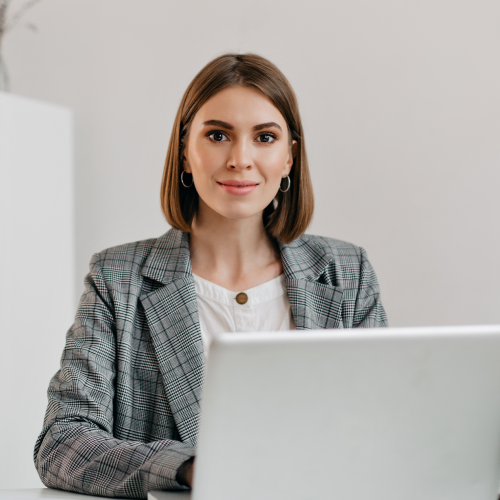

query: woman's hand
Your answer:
[176,457,195,488]
[185,459,195,487]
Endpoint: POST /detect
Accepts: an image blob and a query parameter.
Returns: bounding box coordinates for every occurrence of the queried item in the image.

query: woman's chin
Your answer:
[210,206,266,223]
[219,211,263,222]
[198,197,271,223]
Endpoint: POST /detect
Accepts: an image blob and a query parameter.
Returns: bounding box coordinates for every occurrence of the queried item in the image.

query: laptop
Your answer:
[149,325,500,500]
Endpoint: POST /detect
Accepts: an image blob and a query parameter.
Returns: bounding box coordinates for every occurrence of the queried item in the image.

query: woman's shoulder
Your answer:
[91,236,159,269]
[88,228,187,283]
[295,234,381,297]
[299,233,366,263]
[281,233,371,288]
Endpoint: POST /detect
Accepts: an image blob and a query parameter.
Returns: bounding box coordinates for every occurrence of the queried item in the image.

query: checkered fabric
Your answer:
[34,228,387,498]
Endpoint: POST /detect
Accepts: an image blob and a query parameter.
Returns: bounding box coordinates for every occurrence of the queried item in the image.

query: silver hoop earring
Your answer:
[279,175,291,193]
[181,170,193,188]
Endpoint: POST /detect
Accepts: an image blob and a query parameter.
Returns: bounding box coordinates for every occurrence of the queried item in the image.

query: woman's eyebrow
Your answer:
[201,120,283,132]
[202,119,234,130]
[253,122,282,132]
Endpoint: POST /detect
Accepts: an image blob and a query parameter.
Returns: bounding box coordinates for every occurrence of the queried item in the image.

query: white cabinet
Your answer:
[0,92,74,488]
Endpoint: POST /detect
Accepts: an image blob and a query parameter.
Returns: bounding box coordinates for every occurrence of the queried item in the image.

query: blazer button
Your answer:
[235,292,248,305]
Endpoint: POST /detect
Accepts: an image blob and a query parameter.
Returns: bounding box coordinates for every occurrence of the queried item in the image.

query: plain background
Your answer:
[4,0,500,327]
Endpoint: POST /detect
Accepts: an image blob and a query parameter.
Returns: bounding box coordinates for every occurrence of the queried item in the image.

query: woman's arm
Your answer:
[352,247,388,328]
[34,256,195,499]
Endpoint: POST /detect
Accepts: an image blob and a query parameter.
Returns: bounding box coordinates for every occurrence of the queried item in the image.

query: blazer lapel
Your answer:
[280,236,344,330]
[139,229,204,446]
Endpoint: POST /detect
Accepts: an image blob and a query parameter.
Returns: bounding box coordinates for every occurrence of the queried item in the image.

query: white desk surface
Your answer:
[0,489,190,500]
[148,493,189,500]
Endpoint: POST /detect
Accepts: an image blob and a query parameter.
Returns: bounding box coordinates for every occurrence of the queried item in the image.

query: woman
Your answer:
[34,53,387,498]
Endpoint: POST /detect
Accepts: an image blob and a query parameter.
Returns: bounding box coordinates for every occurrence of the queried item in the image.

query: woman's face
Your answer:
[183,85,295,222]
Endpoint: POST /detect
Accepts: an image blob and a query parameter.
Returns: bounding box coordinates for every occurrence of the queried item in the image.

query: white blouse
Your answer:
[192,273,296,355]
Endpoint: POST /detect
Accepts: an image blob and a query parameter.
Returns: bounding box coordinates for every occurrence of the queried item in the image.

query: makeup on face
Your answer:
[184,86,294,221]
[216,179,260,196]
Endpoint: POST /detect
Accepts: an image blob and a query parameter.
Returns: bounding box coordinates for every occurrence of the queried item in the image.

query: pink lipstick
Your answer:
[217,179,259,195]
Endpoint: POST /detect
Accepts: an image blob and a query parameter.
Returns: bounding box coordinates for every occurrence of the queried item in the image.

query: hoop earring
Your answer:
[279,175,291,193]
[181,170,193,188]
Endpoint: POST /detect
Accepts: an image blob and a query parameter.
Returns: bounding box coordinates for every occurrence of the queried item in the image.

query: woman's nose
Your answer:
[227,140,252,170]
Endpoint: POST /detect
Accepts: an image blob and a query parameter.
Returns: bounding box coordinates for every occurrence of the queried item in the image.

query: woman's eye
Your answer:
[257,133,276,143]
[208,131,227,142]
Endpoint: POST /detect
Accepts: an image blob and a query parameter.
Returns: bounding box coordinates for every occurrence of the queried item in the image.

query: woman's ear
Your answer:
[183,155,192,174]
[284,140,297,175]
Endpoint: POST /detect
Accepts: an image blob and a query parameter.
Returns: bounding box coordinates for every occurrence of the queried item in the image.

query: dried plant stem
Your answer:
[0,58,8,92]
[5,0,41,32]
[0,1,8,44]
[0,2,8,90]
[0,0,43,91]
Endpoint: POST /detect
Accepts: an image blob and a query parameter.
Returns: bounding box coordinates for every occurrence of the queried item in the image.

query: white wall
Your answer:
[0,92,74,488]
[3,2,499,324]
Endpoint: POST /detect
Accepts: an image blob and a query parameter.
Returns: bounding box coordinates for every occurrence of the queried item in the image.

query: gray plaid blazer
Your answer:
[34,228,387,498]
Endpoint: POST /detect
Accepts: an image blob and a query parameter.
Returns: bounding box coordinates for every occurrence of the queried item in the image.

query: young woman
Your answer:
[34,53,387,498]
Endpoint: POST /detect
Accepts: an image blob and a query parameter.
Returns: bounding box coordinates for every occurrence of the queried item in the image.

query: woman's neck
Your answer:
[189,205,283,292]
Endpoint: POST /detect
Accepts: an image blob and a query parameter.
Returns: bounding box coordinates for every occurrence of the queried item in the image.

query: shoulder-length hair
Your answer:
[160,53,314,244]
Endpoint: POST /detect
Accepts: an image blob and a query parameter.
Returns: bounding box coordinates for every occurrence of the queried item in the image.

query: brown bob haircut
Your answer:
[160,53,314,244]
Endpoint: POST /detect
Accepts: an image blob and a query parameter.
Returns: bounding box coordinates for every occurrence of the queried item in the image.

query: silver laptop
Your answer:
[150,325,500,500]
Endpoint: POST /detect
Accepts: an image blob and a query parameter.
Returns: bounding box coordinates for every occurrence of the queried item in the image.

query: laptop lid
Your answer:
[190,325,500,500]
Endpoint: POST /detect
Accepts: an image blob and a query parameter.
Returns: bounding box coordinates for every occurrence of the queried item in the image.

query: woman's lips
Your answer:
[217,180,259,196]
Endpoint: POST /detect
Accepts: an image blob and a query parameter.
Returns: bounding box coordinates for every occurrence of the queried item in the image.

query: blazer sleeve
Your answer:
[352,248,388,328]
[33,255,195,499]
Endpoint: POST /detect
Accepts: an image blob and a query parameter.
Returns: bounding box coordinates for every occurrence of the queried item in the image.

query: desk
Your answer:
[0,490,190,500]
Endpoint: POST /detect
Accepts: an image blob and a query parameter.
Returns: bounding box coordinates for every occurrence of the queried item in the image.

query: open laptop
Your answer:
[150,325,500,500]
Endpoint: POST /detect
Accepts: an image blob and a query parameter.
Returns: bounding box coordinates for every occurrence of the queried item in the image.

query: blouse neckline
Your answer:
[192,273,286,307]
